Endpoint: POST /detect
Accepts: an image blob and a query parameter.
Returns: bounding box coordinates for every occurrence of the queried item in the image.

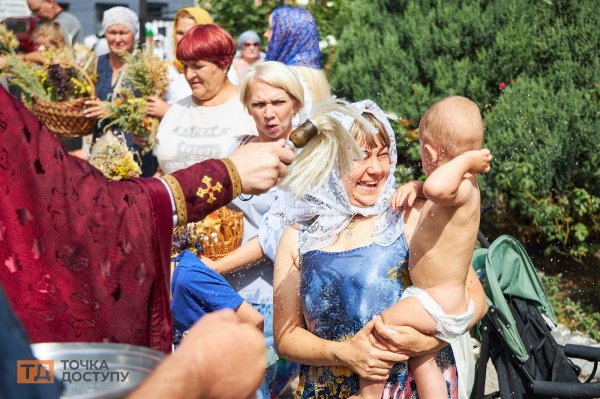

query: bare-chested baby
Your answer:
[352,96,492,399]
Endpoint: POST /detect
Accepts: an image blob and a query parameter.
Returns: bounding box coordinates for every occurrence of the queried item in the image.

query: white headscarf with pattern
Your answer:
[101,7,139,36]
[286,99,403,254]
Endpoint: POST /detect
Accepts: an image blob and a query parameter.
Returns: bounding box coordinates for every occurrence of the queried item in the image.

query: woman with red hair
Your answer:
[154,24,257,175]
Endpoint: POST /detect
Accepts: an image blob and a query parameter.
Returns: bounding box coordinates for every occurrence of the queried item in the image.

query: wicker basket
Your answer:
[172,206,244,260]
[32,63,96,139]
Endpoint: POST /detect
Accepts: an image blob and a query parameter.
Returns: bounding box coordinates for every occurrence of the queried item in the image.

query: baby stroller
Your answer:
[470,235,600,398]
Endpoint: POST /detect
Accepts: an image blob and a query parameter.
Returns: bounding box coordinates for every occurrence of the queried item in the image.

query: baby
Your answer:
[354,96,492,398]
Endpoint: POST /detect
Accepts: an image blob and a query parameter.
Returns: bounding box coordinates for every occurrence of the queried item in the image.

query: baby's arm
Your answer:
[390,180,424,211]
[423,149,492,206]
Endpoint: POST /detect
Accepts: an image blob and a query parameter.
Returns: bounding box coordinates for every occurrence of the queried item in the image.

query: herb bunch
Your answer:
[0,46,95,105]
[121,47,169,97]
[103,46,169,154]
[0,56,48,104]
[0,23,19,54]
[89,131,142,180]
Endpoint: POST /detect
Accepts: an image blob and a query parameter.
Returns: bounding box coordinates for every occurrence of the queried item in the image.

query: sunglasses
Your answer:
[243,42,259,48]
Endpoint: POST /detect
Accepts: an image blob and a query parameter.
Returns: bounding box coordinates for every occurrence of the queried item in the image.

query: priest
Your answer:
[0,86,293,353]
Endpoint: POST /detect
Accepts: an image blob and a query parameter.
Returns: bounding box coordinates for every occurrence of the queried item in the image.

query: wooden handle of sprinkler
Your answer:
[288,120,318,149]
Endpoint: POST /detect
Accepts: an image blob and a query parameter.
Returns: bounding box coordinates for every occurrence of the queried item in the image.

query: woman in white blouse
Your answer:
[153,24,256,175]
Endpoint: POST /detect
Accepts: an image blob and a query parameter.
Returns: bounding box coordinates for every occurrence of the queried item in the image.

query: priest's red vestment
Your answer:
[0,86,239,353]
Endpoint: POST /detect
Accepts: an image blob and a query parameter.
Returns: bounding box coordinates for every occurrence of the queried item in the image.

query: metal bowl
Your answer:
[31,342,166,398]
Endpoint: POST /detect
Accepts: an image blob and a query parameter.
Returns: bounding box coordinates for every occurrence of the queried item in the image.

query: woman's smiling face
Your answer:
[105,24,135,55]
[342,140,391,208]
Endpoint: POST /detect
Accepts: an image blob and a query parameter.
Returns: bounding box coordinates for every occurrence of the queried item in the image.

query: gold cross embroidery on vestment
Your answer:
[196,176,223,204]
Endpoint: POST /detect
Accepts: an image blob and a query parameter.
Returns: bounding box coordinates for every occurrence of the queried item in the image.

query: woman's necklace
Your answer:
[345,216,360,238]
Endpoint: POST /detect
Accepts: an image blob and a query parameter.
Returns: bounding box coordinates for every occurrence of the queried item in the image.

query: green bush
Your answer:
[330,0,600,266]
[482,78,599,262]
[541,274,600,341]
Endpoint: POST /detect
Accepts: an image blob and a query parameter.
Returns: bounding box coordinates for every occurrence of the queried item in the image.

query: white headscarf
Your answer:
[287,99,404,254]
[101,7,139,36]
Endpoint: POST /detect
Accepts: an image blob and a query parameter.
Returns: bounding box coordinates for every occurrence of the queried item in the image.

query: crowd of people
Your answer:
[0,2,492,398]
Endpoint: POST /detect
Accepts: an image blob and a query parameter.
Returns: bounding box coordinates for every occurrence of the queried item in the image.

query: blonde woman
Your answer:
[198,61,306,397]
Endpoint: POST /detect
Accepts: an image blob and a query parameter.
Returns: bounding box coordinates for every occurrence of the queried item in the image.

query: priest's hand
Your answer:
[228,139,294,195]
[128,309,265,399]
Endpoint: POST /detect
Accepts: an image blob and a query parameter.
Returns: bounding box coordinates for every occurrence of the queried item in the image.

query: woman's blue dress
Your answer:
[297,233,459,398]
[94,54,157,177]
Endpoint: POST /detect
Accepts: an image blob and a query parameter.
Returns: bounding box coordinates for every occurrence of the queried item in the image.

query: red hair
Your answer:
[176,24,236,69]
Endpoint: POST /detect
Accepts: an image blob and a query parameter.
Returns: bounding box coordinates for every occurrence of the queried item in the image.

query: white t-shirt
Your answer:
[154,95,257,174]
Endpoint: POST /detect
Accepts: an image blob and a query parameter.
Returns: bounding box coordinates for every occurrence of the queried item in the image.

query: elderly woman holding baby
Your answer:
[273,100,487,398]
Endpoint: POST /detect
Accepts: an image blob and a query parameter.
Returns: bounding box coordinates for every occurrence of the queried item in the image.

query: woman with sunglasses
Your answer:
[232,30,264,84]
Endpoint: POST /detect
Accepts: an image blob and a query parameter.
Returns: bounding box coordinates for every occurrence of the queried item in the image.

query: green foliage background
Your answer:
[330,0,600,267]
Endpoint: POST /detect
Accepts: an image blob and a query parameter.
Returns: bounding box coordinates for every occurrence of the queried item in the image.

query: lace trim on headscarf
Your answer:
[282,100,403,254]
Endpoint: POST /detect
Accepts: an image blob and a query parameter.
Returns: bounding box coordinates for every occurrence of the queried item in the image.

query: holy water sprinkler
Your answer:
[287,119,319,150]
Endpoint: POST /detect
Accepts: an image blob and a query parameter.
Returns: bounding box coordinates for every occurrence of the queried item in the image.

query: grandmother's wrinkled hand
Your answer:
[228,138,294,195]
[146,96,170,119]
[84,99,111,119]
[341,318,408,381]
[132,134,148,148]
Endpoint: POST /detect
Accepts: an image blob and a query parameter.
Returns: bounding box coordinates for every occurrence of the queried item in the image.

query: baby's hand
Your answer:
[467,149,492,174]
[389,180,423,211]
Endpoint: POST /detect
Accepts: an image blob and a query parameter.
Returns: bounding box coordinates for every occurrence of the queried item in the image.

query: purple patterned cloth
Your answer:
[265,6,322,68]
